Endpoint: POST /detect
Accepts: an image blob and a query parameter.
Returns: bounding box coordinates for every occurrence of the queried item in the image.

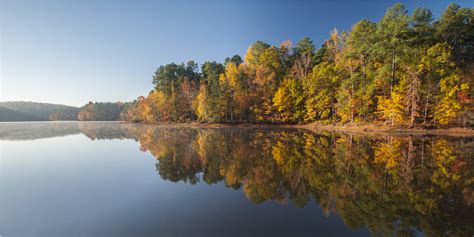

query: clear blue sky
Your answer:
[1,0,472,106]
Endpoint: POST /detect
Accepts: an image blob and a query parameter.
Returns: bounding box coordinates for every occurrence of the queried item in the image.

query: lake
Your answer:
[0,122,472,237]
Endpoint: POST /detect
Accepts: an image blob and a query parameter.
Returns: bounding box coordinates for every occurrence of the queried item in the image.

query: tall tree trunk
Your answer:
[390,45,396,94]
[350,68,355,123]
[351,79,355,123]
[423,95,429,126]
[406,67,420,128]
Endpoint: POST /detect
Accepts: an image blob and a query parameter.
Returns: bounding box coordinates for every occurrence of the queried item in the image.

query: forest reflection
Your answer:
[2,122,471,236]
[77,123,474,237]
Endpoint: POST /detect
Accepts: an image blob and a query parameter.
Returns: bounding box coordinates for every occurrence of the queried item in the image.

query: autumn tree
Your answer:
[273,77,305,123]
[195,61,225,122]
[303,62,339,122]
[337,21,376,123]
[252,45,284,121]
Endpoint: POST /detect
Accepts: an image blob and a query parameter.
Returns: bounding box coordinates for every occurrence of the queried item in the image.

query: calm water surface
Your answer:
[0,122,472,237]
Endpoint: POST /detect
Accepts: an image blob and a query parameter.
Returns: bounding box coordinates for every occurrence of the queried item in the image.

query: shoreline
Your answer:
[121,121,474,137]
[296,123,474,137]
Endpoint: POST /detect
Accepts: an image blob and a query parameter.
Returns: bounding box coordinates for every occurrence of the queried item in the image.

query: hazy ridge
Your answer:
[0,101,127,122]
[0,101,79,121]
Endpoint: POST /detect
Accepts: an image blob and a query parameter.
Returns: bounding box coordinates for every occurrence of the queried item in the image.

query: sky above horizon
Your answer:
[1,0,473,107]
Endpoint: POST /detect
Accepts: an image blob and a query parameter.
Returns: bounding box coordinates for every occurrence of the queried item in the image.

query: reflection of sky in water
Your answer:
[0,125,369,237]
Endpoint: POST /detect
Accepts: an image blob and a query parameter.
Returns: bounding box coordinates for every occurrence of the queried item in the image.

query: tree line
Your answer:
[77,101,130,121]
[0,101,131,121]
[122,3,474,127]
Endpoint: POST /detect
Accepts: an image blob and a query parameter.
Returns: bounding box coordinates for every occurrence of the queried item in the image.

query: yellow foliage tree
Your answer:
[377,90,405,126]
[194,85,208,121]
[434,74,468,125]
[147,90,168,121]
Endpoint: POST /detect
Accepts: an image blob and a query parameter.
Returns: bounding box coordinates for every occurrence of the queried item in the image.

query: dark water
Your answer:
[0,122,472,237]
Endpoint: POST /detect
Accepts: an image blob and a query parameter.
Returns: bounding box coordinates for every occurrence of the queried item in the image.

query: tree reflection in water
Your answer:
[79,123,474,237]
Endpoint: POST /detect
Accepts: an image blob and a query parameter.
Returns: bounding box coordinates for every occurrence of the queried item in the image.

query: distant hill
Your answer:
[0,107,43,121]
[0,101,79,121]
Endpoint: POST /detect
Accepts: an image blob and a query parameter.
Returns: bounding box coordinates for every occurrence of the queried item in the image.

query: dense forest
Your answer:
[123,3,474,127]
[77,101,129,121]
